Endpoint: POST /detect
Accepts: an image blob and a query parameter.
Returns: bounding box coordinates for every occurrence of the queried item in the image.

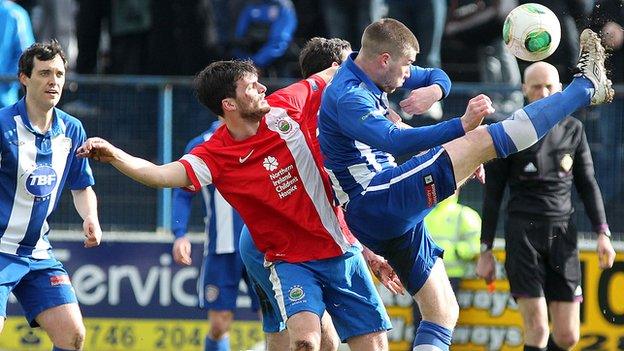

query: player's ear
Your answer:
[521,83,528,97]
[379,52,391,67]
[222,98,236,112]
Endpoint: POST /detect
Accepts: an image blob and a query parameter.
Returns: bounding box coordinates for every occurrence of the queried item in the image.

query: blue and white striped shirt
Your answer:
[0,98,94,258]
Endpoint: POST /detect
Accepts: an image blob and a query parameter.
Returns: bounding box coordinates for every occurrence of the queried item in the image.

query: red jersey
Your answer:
[179,75,357,263]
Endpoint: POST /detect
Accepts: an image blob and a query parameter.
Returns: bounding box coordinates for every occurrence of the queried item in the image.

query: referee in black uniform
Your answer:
[475,62,616,351]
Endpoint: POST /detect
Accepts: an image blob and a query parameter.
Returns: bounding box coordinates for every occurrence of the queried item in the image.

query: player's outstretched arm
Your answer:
[71,187,102,248]
[77,137,191,189]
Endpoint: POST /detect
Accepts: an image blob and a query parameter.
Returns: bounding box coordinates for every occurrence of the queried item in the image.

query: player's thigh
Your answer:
[348,147,457,241]
[35,303,85,342]
[320,311,340,351]
[12,257,77,328]
[442,126,497,187]
[414,257,458,329]
[549,301,580,343]
[319,249,391,343]
[516,297,549,331]
[0,316,4,334]
[200,253,242,311]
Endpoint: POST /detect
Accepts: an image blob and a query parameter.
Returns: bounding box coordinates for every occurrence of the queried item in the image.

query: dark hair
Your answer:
[361,18,419,59]
[298,37,352,78]
[194,60,258,116]
[18,40,68,78]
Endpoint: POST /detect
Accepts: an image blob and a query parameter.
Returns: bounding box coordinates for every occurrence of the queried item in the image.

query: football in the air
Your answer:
[502,3,561,62]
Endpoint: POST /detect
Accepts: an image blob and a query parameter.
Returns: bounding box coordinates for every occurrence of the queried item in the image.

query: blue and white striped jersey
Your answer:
[318,53,465,206]
[0,98,94,258]
[171,120,244,255]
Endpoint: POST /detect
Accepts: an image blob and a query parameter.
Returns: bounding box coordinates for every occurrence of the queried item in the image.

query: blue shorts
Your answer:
[240,226,391,341]
[199,252,260,313]
[239,227,286,333]
[0,252,78,327]
[345,147,454,294]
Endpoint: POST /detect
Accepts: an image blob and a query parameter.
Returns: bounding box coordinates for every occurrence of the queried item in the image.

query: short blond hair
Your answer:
[360,18,419,59]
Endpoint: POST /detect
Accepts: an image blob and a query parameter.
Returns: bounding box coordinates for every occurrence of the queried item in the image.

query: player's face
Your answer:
[20,55,66,110]
[380,48,416,93]
[235,73,270,121]
[523,68,561,103]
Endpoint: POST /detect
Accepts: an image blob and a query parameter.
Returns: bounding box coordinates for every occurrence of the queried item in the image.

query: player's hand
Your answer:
[172,237,192,266]
[76,137,118,163]
[83,214,102,248]
[399,85,442,116]
[471,164,485,184]
[476,250,496,284]
[461,94,494,132]
[363,247,405,295]
[597,233,616,269]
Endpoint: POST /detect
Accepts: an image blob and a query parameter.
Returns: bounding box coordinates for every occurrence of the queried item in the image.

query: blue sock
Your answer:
[487,76,593,158]
[412,320,452,351]
[52,347,74,351]
[205,335,229,351]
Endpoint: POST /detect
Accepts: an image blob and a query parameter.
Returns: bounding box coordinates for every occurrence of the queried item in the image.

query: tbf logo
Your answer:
[24,165,58,198]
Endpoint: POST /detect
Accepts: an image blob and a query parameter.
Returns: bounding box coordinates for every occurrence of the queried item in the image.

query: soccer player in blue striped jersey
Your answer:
[0,41,102,351]
[171,119,260,351]
[318,18,614,351]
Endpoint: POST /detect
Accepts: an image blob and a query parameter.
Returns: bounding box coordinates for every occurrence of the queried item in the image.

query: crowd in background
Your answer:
[3,0,622,83]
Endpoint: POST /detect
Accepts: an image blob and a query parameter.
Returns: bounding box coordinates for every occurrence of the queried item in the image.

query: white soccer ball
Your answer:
[503,3,561,62]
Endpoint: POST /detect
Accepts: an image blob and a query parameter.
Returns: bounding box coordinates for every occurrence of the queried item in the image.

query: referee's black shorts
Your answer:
[504,215,583,302]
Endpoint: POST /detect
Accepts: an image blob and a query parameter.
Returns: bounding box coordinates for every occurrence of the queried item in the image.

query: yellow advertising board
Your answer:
[1,318,263,351]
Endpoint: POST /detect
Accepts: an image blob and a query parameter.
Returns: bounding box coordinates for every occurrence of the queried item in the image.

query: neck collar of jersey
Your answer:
[16,97,63,137]
[345,52,383,97]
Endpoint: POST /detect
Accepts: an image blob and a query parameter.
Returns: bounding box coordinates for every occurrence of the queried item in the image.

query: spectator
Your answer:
[318,0,374,51]
[0,0,35,107]
[75,0,110,74]
[29,0,78,69]
[386,0,447,68]
[231,0,297,75]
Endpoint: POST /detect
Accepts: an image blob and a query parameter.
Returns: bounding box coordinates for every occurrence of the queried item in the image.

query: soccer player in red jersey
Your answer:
[77,59,395,350]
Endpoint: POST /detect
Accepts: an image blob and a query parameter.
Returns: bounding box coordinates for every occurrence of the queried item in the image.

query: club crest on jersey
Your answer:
[277,119,292,134]
[22,165,58,200]
[288,285,305,302]
[560,153,573,172]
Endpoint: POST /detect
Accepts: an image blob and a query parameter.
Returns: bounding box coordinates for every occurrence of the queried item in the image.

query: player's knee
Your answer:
[56,325,86,350]
[553,330,579,349]
[292,338,318,351]
[525,321,549,340]
[208,324,229,339]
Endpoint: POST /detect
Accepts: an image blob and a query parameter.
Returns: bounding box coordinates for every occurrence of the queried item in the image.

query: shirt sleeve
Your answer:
[403,65,451,99]
[66,122,96,190]
[572,125,608,231]
[179,144,214,192]
[336,91,464,156]
[481,157,510,247]
[171,137,206,237]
